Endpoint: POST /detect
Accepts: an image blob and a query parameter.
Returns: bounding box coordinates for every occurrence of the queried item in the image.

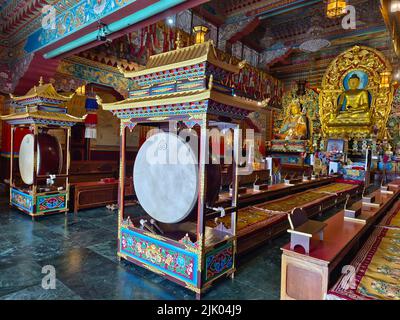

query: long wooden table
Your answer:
[216,176,337,208]
[280,182,400,300]
[209,182,362,254]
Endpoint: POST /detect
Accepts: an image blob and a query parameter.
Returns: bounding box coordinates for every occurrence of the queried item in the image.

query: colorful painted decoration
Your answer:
[11,188,33,213]
[204,243,234,282]
[120,228,198,286]
[37,194,66,213]
[25,0,138,53]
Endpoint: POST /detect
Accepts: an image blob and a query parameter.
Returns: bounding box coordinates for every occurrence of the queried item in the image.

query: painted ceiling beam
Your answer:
[223,0,298,18]
[49,0,207,60]
[43,0,186,59]
[25,0,186,58]
[25,0,160,54]
[192,5,225,26]
[257,0,322,19]
[9,0,207,96]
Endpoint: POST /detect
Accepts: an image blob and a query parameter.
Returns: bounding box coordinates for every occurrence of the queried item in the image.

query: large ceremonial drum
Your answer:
[133,131,221,224]
[19,133,63,185]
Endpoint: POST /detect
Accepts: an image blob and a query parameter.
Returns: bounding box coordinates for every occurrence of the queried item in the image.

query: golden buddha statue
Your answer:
[277,101,308,140]
[328,74,371,126]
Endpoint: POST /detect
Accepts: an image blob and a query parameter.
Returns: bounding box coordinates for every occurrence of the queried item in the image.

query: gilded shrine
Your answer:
[319,45,394,139]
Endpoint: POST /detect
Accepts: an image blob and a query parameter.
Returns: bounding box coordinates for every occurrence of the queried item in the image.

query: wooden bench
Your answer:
[69,161,117,183]
[280,183,400,300]
[70,179,134,213]
[220,167,269,187]
[281,163,313,178]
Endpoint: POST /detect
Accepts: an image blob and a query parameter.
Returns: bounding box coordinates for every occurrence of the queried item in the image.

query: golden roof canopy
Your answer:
[0,110,83,123]
[101,88,262,113]
[10,77,71,103]
[120,40,245,78]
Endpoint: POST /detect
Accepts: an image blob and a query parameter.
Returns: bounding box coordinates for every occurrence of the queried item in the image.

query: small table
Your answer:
[288,220,327,254]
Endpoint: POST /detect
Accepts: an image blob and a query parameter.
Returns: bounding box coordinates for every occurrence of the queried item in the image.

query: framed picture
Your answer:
[327,139,345,154]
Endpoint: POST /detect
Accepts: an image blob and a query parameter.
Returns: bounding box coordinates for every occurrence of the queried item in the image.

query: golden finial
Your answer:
[175,31,183,49]
[261,97,271,107]
[95,95,103,106]
[193,26,209,44]
[208,74,213,90]
[385,129,392,141]
[39,76,44,86]
[238,60,247,69]
[117,65,126,75]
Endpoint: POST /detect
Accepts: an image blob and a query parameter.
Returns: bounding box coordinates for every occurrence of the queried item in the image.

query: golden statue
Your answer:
[276,100,308,140]
[328,74,371,126]
[319,46,394,139]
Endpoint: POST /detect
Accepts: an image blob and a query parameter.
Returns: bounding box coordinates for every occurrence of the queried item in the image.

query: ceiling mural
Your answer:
[78,20,179,67]
[0,0,396,96]
[0,0,86,49]
[57,55,132,97]
[0,0,80,95]
[25,0,142,54]
[0,0,193,95]
[195,0,392,88]
[75,15,282,103]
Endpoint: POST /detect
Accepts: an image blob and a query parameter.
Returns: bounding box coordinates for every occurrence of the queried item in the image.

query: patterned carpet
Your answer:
[313,183,357,194]
[207,207,284,231]
[254,191,328,213]
[328,202,400,300]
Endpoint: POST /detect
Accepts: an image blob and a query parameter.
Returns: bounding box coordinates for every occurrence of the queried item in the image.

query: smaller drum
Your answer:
[19,133,63,185]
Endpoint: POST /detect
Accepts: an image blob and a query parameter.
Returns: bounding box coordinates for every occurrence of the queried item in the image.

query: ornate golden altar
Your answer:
[319,46,394,139]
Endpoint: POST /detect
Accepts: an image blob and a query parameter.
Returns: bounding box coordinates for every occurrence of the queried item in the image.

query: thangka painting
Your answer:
[327,139,345,154]
[273,86,321,139]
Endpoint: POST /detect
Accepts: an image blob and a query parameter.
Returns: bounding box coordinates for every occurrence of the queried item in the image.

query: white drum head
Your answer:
[18,133,62,185]
[19,134,35,185]
[134,132,199,224]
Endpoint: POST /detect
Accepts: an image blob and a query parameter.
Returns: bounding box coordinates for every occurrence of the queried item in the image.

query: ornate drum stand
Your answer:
[102,34,263,297]
[1,79,82,218]
[116,115,242,299]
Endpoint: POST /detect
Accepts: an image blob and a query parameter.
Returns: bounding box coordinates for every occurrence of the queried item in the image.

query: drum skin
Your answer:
[133,131,221,224]
[19,133,63,185]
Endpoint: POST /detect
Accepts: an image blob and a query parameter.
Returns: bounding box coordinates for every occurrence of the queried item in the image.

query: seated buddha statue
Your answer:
[276,101,308,140]
[328,74,371,126]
